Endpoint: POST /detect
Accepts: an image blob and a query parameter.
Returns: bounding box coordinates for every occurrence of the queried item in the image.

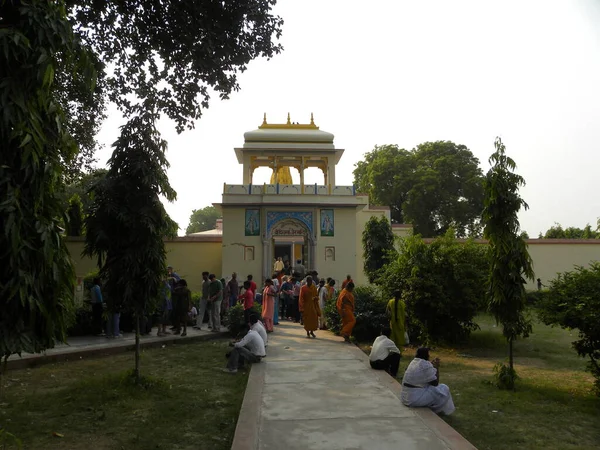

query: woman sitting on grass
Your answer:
[400,347,455,415]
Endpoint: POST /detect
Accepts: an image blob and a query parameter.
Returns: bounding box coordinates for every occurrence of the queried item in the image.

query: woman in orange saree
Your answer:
[336,282,356,342]
[300,276,320,338]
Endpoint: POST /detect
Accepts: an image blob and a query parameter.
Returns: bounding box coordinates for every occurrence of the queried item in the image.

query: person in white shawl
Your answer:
[400,347,455,415]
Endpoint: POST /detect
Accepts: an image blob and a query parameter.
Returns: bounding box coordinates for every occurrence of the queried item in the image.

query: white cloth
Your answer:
[402,358,437,387]
[251,321,268,347]
[234,330,266,357]
[272,278,280,294]
[401,358,455,415]
[369,336,400,362]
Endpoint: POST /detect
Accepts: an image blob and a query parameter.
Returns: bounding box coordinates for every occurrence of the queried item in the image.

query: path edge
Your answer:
[5,332,228,371]
[230,360,265,450]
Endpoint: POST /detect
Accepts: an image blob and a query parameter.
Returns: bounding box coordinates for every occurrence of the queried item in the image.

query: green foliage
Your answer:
[541,222,600,239]
[362,216,397,283]
[377,231,488,344]
[59,168,107,215]
[324,286,389,342]
[83,112,178,379]
[482,137,534,386]
[186,206,221,235]
[0,0,97,360]
[226,304,262,338]
[0,428,22,449]
[537,263,600,395]
[65,0,283,133]
[353,142,484,237]
[493,362,519,390]
[66,194,84,236]
[525,289,550,306]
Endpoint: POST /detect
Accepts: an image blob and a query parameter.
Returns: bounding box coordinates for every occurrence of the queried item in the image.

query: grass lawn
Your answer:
[361,314,600,450]
[0,339,248,450]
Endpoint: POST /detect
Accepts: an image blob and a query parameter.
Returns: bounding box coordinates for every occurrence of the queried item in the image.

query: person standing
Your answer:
[336,282,356,343]
[90,277,104,335]
[208,274,223,333]
[247,274,257,297]
[239,280,255,324]
[294,259,306,279]
[271,272,280,326]
[280,276,293,320]
[157,278,173,337]
[172,279,192,336]
[317,278,328,330]
[386,290,406,348]
[194,272,210,330]
[369,328,401,377]
[227,273,239,308]
[300,276,320,338]
[291,277,301,322]
[341,274,353,290]
[326,278,336,302]
[274,257,284,272]
[261,279,276,332]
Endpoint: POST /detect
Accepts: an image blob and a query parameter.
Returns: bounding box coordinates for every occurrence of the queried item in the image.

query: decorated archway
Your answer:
[263,212,316,280]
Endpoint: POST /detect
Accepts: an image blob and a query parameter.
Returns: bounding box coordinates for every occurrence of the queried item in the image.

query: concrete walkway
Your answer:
[5,325,228,371]
[231,322,476,450]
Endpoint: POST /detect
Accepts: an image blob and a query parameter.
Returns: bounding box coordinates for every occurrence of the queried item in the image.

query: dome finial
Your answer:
[286,112,291,125]
[262,113,267,126]
[310,112,315,125]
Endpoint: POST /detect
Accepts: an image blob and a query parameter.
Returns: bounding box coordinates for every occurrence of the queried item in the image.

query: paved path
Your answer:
[6,326,227,370]
[232,322,476,450]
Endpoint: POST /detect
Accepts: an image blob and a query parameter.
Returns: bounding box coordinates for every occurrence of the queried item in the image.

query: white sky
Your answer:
[95,0,600,237]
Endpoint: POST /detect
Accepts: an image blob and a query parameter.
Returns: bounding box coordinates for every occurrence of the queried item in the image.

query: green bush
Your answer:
[525,289,549,306]
[226,303,262,338]
[324,285,389,342]
[377,231,488,344]
[66,307,94,336]
[537,263,600,396]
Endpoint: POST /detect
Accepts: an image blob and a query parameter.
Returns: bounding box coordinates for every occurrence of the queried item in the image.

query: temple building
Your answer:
[216,114,410,285]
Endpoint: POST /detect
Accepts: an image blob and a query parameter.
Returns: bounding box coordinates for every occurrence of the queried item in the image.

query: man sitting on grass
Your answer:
[223,320,266,374]
[369,327,401,378]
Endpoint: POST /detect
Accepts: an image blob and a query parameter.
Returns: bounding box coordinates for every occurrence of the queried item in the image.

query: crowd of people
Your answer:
[89,259,454,416]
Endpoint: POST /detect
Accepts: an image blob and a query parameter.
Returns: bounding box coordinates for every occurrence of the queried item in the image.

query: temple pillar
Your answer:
[300,158,305,194]
[262,237,271,282]
[328,160,336,187]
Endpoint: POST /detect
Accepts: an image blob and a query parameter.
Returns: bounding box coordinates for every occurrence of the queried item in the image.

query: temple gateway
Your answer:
[216,114,410,285]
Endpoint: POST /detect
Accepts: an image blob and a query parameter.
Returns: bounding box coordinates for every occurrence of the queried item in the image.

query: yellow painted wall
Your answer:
[221,207,263,283]
[526,241,600,289]
[65,238,223,293]
[316,207,358,286]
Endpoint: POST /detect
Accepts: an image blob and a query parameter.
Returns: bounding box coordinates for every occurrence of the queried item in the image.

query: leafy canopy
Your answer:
[186,206,221,235]
[1,0,97,358]
[353,141,484,237]
[66,0,284,133]
[538,263,600,396]
[362,216,397,283]
[377,231,489,344]
[482,137,533,389]
[540,222,600,239]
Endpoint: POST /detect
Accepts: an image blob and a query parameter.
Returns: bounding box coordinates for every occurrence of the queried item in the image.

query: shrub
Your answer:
[378,231,488,344]
[537,263,600,396]
[525,289,549,306]
[67,307,94,336]
[226,303,262,338]
[324,285,389,342]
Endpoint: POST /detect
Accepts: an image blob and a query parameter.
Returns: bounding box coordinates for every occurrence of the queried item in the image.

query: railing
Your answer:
[223,184,356,196]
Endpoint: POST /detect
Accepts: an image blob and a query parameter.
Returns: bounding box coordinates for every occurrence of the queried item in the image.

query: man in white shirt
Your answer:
[223,328,266,374]
[249,314,268,348]
[369,327,401,377]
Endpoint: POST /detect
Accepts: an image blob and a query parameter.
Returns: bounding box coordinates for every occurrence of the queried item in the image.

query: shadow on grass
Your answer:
[1,339,248,450]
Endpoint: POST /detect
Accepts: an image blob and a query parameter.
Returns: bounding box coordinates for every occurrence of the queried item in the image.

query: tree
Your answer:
[84,112,178,382]
[66,194,84,236]
[1,1,97,367]
[65,0,284,132]
[377,231,488,344]
[538,263,600,396]
[354,141,484,237]
[541,222,599,239]
[59,168,107,214]
[362,216,397,283]
[186,206,221,235]
[482,137,534,390]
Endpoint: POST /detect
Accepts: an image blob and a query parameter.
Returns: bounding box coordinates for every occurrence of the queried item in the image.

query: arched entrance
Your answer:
[263,212,316,280]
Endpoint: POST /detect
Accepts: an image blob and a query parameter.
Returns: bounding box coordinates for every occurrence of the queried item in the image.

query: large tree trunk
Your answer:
[134,314,140,384]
